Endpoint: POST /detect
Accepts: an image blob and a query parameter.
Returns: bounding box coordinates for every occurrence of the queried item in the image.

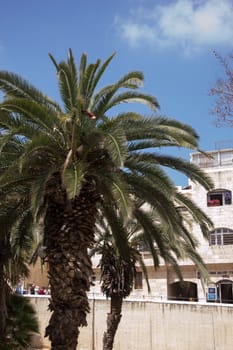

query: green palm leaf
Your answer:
[0,71,59,109]
[63,161,85,199]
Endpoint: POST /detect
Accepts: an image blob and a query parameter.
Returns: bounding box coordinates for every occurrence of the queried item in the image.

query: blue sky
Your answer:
[0,0,233,185]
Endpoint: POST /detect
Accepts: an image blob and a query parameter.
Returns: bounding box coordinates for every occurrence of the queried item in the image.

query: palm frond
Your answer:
[105,91,159,112]
[115,71,144,89]
[50,52,78,112]
[18,133,66,172]
[63,161,85,199]
[175,191,213,238]
[153,155,214,191]
[98,171,132,221]
[80,61,101,108]
[88,52,115,100]
[11,210,34,261]
[102,204,131,263]
[5,294,39,348]
[0,98,60,131]
[0,71,59,109]
[125,157,174,193]
[103,128,128,167]
[78,51,87,96]
[30,168,58,218]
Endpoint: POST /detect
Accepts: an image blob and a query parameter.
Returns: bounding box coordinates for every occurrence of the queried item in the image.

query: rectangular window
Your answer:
[210,229,233,246]
[208,193,222,206]
[224,191,232,205]
[207,190,232,207]
[134,271,143,289]
[220,151,233,165]
[210,233,221,245]
[217,234,222,245]
[223,234,233,245]
[210,234,216,245]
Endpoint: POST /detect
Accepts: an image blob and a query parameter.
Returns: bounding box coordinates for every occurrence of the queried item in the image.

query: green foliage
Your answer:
[0,49,215,348]
[0,49,214,285]
[0,50,214,224]
[93,214,141,298]
[0,294,39,350]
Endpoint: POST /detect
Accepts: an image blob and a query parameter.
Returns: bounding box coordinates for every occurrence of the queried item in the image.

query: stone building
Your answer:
[110,147,233,303]
[183,147,233,304]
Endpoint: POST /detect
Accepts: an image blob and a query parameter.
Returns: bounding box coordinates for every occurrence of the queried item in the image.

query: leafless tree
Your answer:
[209,51,233,127]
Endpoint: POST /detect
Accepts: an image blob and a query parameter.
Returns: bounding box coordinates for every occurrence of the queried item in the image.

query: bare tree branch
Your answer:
[209,51,233,127]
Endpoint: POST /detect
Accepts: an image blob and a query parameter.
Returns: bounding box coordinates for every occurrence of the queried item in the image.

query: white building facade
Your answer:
[91,148,233,303]
[185,147,233,304]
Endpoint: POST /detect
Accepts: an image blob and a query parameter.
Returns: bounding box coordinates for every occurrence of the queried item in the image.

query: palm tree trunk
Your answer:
[0,235,11,344]
[44,182,98,350]
[0,264,7,344]
[103,294,123,350]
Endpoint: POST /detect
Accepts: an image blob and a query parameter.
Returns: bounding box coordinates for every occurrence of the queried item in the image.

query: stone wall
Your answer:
[29,296,233,350]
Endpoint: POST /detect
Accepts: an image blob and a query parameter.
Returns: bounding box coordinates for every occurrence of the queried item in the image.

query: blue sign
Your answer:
[207,287,217,301]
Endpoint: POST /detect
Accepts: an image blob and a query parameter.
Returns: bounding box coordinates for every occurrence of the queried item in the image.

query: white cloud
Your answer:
[115,0,233,55]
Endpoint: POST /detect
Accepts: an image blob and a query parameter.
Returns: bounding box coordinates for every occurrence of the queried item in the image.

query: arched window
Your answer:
[209,228,233,246]
[216,279,233,303]
[207,189,232,206]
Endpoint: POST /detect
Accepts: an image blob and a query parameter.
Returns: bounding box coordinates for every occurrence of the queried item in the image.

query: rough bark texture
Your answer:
[44,181,98,350]
[0,264,7,344]
[103,295,123,350]
[0,235,10,344]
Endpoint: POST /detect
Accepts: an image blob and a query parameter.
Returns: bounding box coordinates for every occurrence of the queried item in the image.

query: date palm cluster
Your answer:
[0,50,213,350]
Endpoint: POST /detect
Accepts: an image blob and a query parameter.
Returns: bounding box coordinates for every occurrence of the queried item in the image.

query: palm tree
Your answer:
[92,212,150,350]
[0,50,213,349]
[0,186,35,344]
[93,198,212,350]
[0,139,24,343]
[2,293,39,350]
[0,230,10,344]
